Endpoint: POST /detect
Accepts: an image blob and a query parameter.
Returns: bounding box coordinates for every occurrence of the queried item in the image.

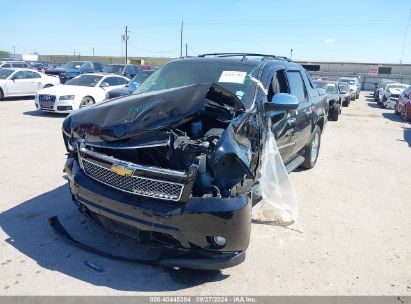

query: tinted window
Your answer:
[104,65,124,73]
[13,71,27,79]
[31,71,41,78]
[0,69,14,79]
[2,64,11,68]
[103,77,120,86]
[12,63,25,68]
[287,71,307,102]
[268,69,289,102]
[116,77,128,85]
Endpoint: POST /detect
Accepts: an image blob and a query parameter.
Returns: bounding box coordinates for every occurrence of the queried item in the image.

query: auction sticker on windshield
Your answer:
[218,71,247,84]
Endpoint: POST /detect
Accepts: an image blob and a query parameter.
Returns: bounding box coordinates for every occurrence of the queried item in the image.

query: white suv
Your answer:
[338,77,360,100]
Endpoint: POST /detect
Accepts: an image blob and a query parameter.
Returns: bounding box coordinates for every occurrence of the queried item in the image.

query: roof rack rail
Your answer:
[198,53,278,58]
[198,53,293,62]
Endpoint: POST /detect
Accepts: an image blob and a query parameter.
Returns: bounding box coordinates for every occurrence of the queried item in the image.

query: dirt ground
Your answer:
[0,92,410,295]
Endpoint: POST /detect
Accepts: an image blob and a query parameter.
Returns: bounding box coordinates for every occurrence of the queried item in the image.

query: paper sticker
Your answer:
[218,71,247,84]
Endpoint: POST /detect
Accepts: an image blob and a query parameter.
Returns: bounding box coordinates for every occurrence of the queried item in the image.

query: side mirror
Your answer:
[100,82,109,88]
[264,93,299,112]
[317,88,326,96]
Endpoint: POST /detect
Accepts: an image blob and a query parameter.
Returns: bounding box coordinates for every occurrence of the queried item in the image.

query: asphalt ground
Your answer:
[0,92,410,295]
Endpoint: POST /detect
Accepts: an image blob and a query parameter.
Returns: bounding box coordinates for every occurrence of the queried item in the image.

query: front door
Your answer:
[286,70,312,155]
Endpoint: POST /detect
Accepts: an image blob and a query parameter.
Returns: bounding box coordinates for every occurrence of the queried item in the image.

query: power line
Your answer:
[128,41,178,54]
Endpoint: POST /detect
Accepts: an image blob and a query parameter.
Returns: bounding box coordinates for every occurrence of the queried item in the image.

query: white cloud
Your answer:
[324,38,336,44]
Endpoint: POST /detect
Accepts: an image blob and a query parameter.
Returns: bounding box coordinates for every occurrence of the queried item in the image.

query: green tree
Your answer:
[0,50,10,59]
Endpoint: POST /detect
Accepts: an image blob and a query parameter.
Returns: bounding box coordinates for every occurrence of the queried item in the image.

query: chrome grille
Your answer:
[82,159,184,201]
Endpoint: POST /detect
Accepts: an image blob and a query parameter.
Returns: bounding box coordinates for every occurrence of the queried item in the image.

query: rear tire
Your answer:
[400,107,408,121]
[394,104,400,114]
[0,89,3,101]
[301,126,321,169]
[79,96,95,108]
[329,105,340,121]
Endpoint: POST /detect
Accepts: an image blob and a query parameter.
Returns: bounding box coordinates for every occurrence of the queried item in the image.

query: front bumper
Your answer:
[35,96,79,113]
[65,158,252,269]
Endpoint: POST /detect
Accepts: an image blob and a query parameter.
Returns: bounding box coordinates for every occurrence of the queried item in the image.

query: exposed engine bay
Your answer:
[64,83,257,202]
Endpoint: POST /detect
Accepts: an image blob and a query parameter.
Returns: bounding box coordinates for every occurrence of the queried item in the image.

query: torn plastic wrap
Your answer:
[252,120,299,224]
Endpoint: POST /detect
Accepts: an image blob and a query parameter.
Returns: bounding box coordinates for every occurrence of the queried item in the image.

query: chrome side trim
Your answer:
[79,144,188,178]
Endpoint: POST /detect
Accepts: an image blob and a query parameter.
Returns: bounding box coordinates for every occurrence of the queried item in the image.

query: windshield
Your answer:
[314,82,327,89]
[338,83,348,91]
[134,61,259,109]
[64,61,85,69]
[339,79,355,84]
[130,71,154,85]
[326,85,337,94]
[103,65,124,74]
[65,75,103,87]
[0,69,14,79]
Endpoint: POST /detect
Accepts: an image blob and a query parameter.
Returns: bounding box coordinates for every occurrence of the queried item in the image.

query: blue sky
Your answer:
[0,0,410,63]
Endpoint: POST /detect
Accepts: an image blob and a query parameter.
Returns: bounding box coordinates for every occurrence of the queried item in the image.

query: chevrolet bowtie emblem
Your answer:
[111,164,133,177]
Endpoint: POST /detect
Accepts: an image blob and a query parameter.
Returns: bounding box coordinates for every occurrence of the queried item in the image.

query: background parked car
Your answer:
[91,62,106,72]
[395,85,411,121]
[337,82,351,107]
[35,73,129,113]
[0,61,32,69]
[107,69,155,99]
[378,83,408,107]
[314,80,342,121]
[0,68,60,100]
[338,77,360,100]
[103,64,140,79]
[374,79,396,101]
[45,61,103,83]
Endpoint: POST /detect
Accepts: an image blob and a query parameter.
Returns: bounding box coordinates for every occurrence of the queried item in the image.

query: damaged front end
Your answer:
[61,83,259,269]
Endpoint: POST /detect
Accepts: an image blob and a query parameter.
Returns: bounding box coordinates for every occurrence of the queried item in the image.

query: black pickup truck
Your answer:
[61,54,328,270]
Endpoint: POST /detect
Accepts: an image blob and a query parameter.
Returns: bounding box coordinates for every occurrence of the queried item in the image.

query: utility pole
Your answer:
[185,43,188,57]
[92,48,95,57]
[399,9,411,78]
[290,48,293,60]
[13,46,15,54]
[180,20,184,58]
[122,26,130,64]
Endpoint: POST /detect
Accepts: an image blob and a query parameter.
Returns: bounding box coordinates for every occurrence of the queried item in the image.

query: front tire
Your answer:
[301,125,321,169]
[79,96,95,108]
[0,88,3,101]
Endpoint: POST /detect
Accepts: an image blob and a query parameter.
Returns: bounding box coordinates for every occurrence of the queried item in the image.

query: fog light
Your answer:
[213,236,226,247]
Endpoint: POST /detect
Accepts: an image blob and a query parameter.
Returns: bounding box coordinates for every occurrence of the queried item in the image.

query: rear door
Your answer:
[287,70,312,155]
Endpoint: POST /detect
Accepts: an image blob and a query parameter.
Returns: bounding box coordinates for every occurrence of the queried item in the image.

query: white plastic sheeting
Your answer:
[252,121,299,224]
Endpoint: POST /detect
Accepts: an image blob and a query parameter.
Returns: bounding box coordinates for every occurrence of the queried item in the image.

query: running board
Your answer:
[285,155,305,173]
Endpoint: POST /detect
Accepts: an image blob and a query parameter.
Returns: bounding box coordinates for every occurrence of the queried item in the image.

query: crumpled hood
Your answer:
[388,88,405,94]
[63,83,245,142]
